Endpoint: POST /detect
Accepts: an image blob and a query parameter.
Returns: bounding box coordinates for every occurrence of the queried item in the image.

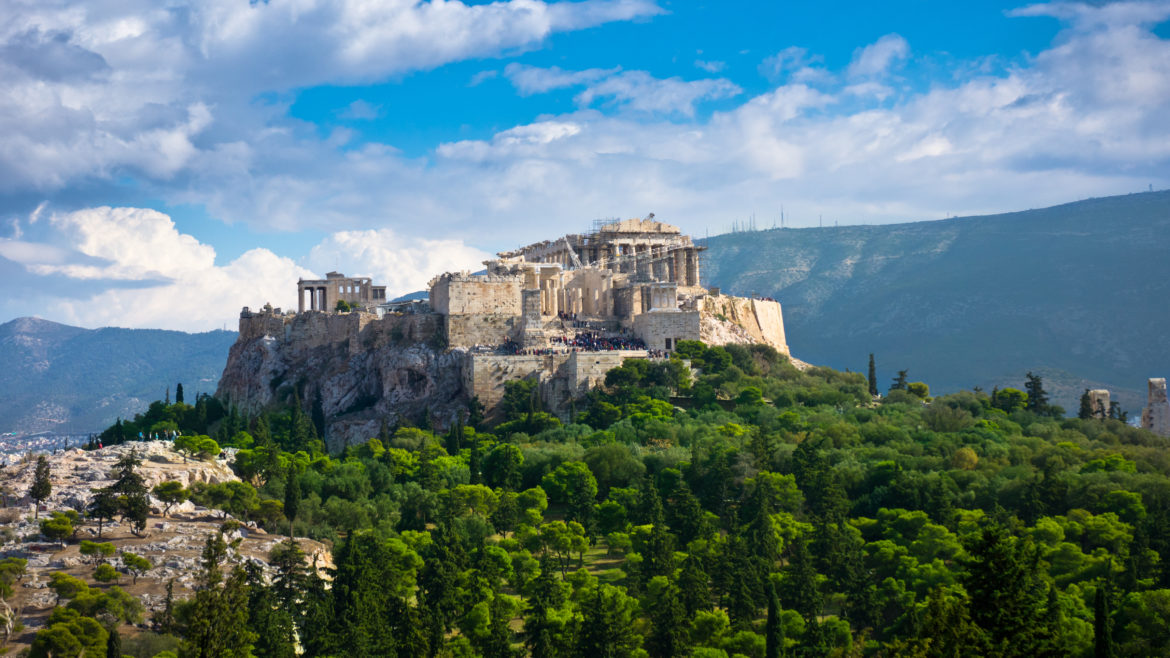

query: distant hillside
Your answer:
[703,190,1170,414]
[0,317,236,434]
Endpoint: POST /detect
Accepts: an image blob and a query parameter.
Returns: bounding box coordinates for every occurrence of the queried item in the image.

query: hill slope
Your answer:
[703,190,1170,413]
[0,318,236,434]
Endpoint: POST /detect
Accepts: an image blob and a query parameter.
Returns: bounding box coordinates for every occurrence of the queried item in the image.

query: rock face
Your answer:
[217,309,468,450]
[1142,378,1170,437]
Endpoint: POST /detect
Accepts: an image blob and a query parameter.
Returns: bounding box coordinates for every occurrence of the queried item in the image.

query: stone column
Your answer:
[685,248,699,286]
[298,284,305,313]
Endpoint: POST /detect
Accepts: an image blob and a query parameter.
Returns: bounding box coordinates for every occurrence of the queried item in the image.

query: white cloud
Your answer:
[504,63,621,94]
[759,46,831,84]
[505,64,741,116]
[338,100,382,120]
[847,34,910,78]
[0,0,661,192]
[308,229,494,298]
[2,205,494,329]
[695,59,725,73]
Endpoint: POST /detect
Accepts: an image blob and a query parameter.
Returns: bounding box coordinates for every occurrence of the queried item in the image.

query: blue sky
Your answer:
[0,0,1167,330]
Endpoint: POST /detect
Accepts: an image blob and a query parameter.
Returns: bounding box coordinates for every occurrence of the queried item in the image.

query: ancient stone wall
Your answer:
[1142,378,1170,437]
[634,311,701,351]
[430,275,523,315]
[446,315,520,348]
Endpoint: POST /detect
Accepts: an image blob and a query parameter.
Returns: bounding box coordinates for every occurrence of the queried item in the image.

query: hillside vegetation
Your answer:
[703,190,1170,413]
[48,342,1170,656]
[0,317,235,434]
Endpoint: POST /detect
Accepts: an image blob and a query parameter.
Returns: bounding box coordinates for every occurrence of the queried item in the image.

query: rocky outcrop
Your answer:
[217,310,468,450]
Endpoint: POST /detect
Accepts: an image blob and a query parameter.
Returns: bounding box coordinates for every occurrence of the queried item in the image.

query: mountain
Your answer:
[0,317,236,434]
[702,190,1170,414]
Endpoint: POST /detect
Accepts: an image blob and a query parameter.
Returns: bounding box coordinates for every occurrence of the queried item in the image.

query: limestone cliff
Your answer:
[216,309,467,450]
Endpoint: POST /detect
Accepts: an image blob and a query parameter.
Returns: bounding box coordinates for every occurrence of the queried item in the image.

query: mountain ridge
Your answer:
[703,190,1170,414]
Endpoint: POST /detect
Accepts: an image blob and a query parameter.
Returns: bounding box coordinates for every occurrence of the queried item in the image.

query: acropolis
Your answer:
[221,217,789,443]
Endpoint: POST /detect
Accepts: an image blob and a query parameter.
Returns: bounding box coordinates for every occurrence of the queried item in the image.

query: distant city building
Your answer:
[1088,389,1110,419]
[1142,378,1170,437]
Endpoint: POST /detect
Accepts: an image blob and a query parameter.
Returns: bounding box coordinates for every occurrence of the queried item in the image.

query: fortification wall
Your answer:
[431,276,523,315]
[634,312,701,350]
[446,315,519,348]
[464,353,572,419]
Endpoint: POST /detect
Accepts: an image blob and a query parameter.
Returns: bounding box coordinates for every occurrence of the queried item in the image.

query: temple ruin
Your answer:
[297,272,387,312]
[229,217,789,435]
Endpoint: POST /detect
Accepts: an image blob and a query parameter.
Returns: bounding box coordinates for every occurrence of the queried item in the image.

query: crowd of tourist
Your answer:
[481,333,660,356]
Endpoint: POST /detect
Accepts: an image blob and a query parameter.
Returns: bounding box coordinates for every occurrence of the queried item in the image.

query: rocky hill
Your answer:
[703,190,1170,413]
[0,441,329,653]
[0,318,236,434]
[216,310,466,451]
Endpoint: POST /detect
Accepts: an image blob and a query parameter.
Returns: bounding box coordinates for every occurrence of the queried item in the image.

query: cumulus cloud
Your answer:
[0,0,661,192]
[847,34,910,78]
[308,230,494,298]
[15,207,313,329]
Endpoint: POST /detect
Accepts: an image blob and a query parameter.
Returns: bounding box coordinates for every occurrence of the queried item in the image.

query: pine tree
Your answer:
[646,582,688,658]
[890,369,909,392]
[1079,389,1095,420]
[175,382,185,405]
[181,533,257,658]
[780,535,821,622]
[29,455,51,519]
[678,553,711,616]
[867,354,878,397]
[963,524,1049,654]
[523,557,567,658]
[469,435,482,486]
[1025,372,1050,415]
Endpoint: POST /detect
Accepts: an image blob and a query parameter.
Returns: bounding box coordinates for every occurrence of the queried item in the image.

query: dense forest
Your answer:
[46,342,1170,656]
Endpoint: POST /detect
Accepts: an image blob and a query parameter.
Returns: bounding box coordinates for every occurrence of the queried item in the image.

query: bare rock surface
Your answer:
[0,443,332,652]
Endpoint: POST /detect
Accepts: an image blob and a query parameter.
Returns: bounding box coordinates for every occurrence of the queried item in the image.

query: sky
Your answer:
[1,0,1168,331]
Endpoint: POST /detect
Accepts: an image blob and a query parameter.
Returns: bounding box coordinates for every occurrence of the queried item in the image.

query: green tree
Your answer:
[963,524,1049,654]
[179,532,257,658]
[79,540,115,565]
[283,469,301,538]
[780,535,820,622]
[175,383,184,405]
[889,370,908,392]
[40,511,74,542]
[1025,371,1050,415]
[106,626,122,658]
[542,461,598,531]
[29,455,51,519]
[573,584,642,657]
[765,581,785,658]
[122,552,152,584]
[867,353,878,397]
[153,480,188,517]
[94,562,119,583]
[1079,389,1095,420]
[646,579,688,658]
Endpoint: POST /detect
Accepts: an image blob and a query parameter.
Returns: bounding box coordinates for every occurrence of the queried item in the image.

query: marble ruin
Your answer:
[1142,378,1170,437]
[226,217,789,436]
[297,271,387,312]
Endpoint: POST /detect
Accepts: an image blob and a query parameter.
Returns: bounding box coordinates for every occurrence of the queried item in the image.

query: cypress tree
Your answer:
[1094,581,1114,658]
[29,455,51,519]
[284,469,301,539]
[105,627,121,658]
[175,382,185,405]
[1025,372,1050,415]
[867,353,878,397]
[765,581,785,658]
[780,535,821,622]
[1079,389,1094,420]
